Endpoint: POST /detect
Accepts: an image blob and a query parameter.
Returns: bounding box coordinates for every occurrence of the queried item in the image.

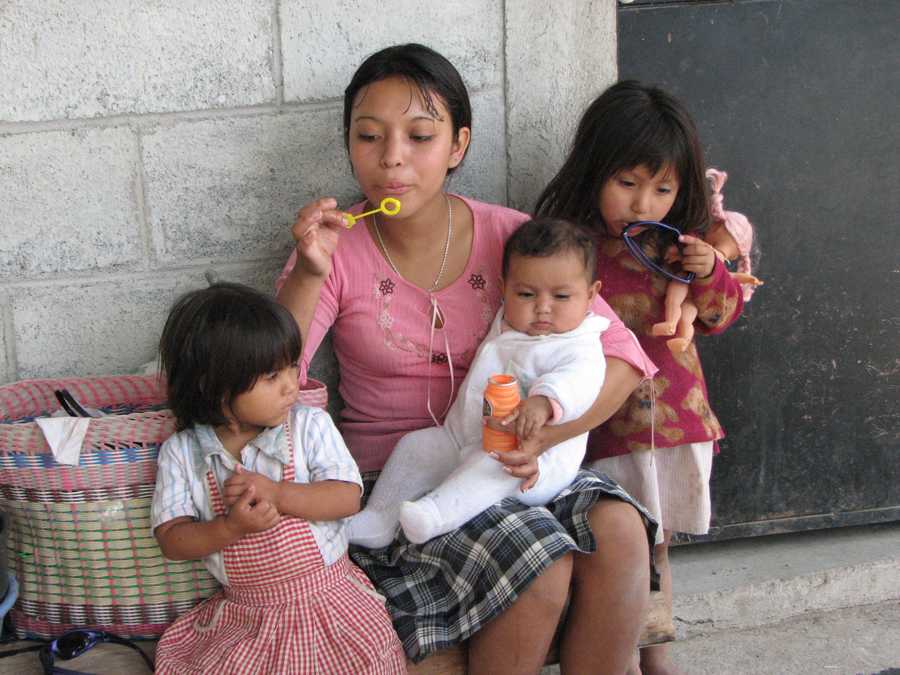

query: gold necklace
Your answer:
[372,195,452,293]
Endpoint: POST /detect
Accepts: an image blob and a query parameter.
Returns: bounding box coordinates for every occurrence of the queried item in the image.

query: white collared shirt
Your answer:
[151,405,362,585]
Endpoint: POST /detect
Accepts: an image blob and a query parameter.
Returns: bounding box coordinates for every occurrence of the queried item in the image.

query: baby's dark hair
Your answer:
[535,80,710,235]
[502,218,598,283]
[344,43,472,173]
[159,282,302,431]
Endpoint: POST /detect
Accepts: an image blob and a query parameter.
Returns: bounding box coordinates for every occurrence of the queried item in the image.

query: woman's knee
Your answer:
[523,553,573,616]
[577,498,650,577]
[590,498,648,546]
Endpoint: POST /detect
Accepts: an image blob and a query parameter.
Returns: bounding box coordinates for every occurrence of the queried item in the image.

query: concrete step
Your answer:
[670,600,900,675]
[670,522,900,640]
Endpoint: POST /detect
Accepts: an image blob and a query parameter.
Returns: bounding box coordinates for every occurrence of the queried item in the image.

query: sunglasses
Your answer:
[622,221,695,284]
[37,629,154,675]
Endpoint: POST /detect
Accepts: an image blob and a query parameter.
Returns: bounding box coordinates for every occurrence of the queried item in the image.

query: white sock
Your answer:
[347,504,401,549]
[399,498,444,544]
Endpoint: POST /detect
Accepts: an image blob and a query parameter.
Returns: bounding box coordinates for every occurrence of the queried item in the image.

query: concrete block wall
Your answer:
[0,0,616,388]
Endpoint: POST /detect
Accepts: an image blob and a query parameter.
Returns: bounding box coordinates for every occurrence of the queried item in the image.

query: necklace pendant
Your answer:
[373,194,453,294]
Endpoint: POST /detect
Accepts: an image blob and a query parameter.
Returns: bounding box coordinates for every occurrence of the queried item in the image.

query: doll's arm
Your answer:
[731,272,764,287]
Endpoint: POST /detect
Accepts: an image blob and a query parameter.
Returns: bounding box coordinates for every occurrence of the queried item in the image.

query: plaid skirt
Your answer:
[349,468,659,663]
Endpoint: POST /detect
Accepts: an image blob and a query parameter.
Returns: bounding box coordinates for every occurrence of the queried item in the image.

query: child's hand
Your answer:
[679,234,717,279]
[292,197,347,278]
[224,485,280,536]
[223,465,280,510]
[503,396,553,441]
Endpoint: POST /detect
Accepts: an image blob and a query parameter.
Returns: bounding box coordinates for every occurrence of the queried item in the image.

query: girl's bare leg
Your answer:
[639,530,684,675]
[467,553,572,675]
[561,498,650,674]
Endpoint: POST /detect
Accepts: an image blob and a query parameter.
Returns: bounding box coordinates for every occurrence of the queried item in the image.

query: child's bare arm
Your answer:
[154,487,278,560]
[224,465,360,521]
[274,479,361,521]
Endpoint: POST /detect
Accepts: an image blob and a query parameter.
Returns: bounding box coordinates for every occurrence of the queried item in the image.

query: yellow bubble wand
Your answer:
[343,197,402,228]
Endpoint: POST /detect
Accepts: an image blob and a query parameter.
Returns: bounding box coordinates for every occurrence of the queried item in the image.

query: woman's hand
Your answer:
[679,234,717,279]
[292,197,348,279]
[484,416,543,492]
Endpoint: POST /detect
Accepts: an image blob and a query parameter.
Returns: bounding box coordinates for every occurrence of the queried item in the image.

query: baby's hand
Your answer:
[223,465,280,509]
[503,396,553,441]
[224,486,280,536]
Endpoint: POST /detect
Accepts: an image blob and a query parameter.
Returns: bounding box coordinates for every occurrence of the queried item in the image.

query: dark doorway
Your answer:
[618,0,899,540]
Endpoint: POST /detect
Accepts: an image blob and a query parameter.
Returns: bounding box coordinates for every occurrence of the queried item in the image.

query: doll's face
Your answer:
[600,164,679,236]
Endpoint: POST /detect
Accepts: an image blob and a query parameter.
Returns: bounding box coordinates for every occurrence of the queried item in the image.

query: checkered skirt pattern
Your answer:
[351,467,659,663]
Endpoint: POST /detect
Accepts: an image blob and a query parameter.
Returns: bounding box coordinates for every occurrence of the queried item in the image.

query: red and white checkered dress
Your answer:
[154,423,406,674]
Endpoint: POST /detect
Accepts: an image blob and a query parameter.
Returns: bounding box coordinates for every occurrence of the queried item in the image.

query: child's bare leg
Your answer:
[652,282,689,336]
[666,297,698,353]
[348,426,458,548]
[640,530,684,675]
[561,498,650,674]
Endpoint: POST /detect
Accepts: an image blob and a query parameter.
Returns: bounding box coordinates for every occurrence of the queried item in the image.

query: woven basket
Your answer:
[0,374,328,639]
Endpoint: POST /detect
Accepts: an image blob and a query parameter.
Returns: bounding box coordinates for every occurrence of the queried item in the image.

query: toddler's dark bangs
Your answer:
[239,309,302,387]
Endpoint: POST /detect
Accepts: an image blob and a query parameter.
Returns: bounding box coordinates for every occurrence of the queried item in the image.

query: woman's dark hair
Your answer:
[502,217,598,283]
[534,80,710,236]
[343,43,472,173]
[159,282,302,431]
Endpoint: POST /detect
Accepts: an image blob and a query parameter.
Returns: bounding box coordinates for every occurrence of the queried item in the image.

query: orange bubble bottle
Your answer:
[482,374,521,452]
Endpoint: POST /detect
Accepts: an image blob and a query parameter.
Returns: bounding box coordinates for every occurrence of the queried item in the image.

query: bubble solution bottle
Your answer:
[482,374,521,452]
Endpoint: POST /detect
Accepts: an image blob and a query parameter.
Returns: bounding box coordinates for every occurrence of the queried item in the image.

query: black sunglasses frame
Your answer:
[38,629,153,675]
[622,221,696,284]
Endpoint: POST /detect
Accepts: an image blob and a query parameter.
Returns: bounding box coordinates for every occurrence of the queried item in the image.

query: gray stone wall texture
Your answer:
[0,0,616,389]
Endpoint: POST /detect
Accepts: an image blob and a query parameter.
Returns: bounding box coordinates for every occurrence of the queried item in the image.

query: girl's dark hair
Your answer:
[159,282,302,431]
[502,217,598,283]
[535,80,710,235]
[343,43,472,174]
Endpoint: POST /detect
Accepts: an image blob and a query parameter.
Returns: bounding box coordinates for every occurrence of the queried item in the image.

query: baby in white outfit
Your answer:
[349,217,608,546]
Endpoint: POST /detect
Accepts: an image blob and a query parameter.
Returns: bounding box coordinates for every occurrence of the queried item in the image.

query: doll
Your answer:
[651,168,762,353]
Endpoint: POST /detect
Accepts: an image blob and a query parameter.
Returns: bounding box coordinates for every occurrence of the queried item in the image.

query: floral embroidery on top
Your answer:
[379,278,395,295]
[371,265,499,368]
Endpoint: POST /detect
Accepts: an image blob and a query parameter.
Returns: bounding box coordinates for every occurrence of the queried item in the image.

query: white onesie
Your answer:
[348,308,608,546]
